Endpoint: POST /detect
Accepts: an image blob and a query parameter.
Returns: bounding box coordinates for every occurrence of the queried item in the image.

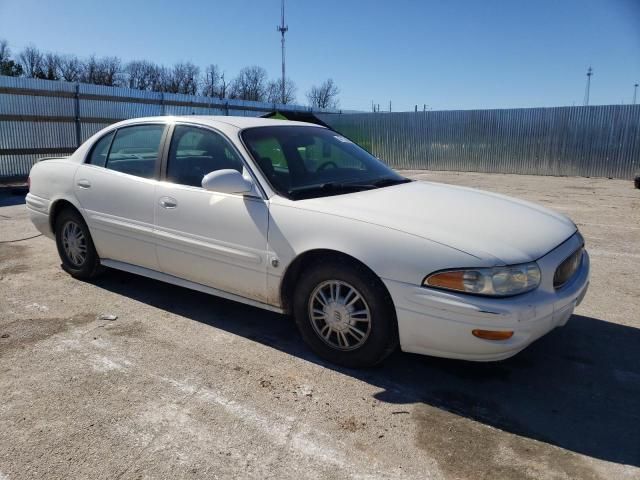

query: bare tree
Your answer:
[148,64,167,92]
[0,39,9,64]
[266,77,297,104]
[80,55,99,84]
[4,39,310,104]
[125,60,157,90]
[163,62,200,94]
[218,72,229,99]
[125,60,143,89]
[202,64,227,98]
[230,66,268,102]
[100,56,123,86]
[0,39,23,76]
[306,79,340,109]
[81,55,123,86]
[59,55,82,82]
[43,53,61,80]
[19,45,45,78]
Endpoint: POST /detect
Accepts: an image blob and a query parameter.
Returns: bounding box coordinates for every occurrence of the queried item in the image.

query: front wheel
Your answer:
[293,261,398,368]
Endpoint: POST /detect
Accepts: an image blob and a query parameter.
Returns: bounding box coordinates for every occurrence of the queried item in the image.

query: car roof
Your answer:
[112,115,325,130]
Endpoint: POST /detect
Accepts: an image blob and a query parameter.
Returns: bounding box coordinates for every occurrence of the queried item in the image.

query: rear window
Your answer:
[86,131,115,167]
[105,125,165,179]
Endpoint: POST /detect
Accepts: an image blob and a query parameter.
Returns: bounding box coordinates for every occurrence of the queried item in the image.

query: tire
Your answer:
[54,207,102,279]
[293,260,398,368]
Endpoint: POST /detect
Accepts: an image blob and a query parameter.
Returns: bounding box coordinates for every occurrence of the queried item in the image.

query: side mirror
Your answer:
[201,169,255,195]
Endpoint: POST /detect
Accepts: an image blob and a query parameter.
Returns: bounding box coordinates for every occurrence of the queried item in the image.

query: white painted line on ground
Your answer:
[587,249,640,259]
[577,222,640,230]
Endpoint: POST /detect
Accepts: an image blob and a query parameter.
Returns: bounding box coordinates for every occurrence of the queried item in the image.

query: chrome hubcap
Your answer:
[308,280,371,351]
[62,220,87,266]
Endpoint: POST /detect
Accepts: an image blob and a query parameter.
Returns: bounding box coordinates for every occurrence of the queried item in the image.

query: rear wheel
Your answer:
[54,208,101,279]
[293,260,398,368]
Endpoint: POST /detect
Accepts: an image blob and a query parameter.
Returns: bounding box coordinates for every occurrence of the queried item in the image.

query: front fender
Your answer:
[267,203,487,296]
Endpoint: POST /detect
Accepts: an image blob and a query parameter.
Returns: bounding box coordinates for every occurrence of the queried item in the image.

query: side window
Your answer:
[167,125,244,187]
[86,131,115,167]
[105,125,165,179]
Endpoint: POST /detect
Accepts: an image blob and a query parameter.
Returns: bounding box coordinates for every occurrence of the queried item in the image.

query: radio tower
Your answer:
[583,66,593,106]
[277,0,288,104]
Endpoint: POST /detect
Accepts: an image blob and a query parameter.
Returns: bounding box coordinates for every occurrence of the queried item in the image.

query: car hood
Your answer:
[289,181,577,265]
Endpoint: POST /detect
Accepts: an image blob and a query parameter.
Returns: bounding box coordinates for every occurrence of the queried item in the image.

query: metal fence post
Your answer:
[74,83,81,147]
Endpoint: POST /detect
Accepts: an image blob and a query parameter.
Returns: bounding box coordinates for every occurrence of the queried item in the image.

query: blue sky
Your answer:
[1,0,638,111]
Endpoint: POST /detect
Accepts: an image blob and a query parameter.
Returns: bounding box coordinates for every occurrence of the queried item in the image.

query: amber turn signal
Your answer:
[472,329,514,340]
[425,271,466,291]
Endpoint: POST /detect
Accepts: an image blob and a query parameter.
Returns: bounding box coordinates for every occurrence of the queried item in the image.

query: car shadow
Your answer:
[0,191,27,207]
[90,268,640,467]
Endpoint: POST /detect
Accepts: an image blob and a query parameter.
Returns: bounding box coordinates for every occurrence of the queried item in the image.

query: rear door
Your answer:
[154,124,270,301]
[74,123,168,270]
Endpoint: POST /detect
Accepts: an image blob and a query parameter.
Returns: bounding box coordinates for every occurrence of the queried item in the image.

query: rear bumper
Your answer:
[26,193,54,239]
[386,233,590,361]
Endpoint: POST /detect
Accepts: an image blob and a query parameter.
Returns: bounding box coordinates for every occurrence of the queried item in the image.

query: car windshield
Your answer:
[241,125,410,199]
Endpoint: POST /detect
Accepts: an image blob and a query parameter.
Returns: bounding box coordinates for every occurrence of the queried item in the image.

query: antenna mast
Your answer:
[277,0,288,104]
[583,66,593,106]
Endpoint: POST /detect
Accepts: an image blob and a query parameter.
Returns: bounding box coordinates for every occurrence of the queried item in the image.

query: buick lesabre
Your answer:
[26,116,589,367]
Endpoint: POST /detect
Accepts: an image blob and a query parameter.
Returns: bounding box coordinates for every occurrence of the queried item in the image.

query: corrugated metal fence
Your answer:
[2,75,639,179]
[319,106,640,179]
[0,75,334,179]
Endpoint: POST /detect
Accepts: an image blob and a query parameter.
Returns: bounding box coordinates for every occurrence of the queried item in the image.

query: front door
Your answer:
[154,124,270,302]
[74,123,167,270]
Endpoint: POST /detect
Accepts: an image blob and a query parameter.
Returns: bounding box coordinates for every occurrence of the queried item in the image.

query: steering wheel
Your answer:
[317,161,338,172]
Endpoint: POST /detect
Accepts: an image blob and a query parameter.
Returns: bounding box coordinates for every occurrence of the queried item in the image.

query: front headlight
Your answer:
[423,262,541,297]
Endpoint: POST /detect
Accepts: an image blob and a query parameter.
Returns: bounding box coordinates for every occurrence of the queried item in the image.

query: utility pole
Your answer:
[634,83,638,105]
[583,66,593,106]
[277,0,288,104]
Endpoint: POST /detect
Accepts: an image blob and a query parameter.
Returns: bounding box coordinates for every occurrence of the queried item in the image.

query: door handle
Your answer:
[159,197,178,209]
[77,179,91,189]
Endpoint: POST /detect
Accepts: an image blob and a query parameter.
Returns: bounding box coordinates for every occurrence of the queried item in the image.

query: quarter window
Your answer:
[167,125,244,187]
[105,125,165,179]
[86,131,115,167]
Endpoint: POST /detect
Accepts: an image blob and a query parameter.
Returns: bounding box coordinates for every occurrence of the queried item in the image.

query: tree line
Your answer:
[0,40,340,109]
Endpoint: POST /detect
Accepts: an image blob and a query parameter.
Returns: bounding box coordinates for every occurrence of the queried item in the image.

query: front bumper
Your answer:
[385,232,590,361]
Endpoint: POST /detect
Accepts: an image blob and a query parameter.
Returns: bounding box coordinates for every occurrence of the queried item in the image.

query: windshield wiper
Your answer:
[288,181,376,199]
[342,177,412,190]
[288,177,412,199]
[367,177,412,187]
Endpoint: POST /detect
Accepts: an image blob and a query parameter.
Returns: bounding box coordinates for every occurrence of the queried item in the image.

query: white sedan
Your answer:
[26,116,589,367]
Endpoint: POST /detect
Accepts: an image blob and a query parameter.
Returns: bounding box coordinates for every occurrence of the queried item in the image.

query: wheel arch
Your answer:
[280,248,396,316]
[49,197,85,234]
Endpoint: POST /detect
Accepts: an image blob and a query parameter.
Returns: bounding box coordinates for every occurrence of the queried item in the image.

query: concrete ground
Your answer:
[0,171,638,480]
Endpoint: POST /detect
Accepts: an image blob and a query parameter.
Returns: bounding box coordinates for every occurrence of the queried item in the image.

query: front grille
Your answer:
[554,247,583,289]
